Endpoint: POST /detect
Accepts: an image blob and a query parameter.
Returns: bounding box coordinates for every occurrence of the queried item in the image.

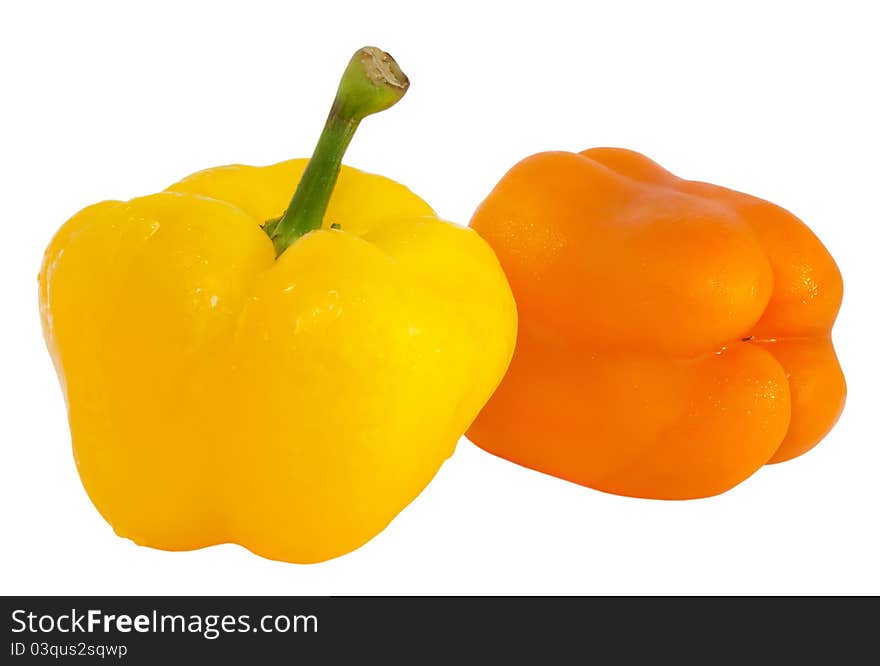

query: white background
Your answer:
[2,0,878,595]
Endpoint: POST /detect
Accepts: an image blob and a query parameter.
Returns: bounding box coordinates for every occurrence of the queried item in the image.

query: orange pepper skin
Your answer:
[468,148,845,499]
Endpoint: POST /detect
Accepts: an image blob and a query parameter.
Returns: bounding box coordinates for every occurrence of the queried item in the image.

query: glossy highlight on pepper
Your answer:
[468,148,845,499]
[39,47,517,562]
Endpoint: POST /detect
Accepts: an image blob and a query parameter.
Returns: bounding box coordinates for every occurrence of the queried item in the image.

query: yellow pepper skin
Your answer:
[38,49,517,563]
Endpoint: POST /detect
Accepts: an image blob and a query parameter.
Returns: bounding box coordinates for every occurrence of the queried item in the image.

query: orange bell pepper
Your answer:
[468,148,845,499]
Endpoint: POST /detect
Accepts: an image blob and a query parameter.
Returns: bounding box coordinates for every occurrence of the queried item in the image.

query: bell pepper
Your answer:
[468,148,844,499]
[38,47,517,562]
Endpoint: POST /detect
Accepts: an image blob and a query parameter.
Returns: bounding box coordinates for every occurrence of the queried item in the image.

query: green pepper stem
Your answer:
[265,47,409,256]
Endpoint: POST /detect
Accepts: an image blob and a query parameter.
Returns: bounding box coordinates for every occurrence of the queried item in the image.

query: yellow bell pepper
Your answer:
[38,47,517,563]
